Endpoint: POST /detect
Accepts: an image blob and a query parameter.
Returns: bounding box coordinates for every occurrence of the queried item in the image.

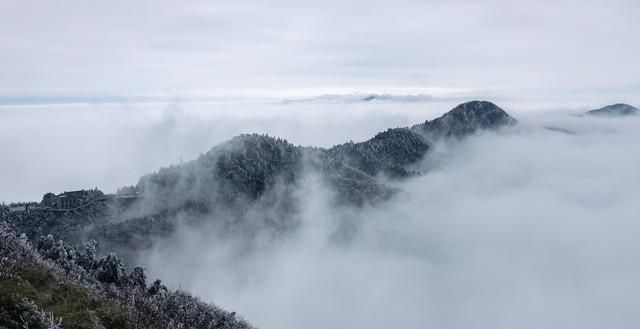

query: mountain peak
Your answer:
[414,100,517,138]
[443,101,516,123]
[587,103,638,117]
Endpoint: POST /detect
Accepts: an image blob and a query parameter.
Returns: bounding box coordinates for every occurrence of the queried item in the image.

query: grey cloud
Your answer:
[1,0,639,100]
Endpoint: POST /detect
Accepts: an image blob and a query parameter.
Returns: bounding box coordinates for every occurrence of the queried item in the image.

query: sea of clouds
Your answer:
[2,99,640,329]
[142,110,640,329]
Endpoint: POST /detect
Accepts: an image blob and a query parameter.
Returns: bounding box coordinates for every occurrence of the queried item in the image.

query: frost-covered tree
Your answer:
[1,222,255,329]
[95,253,126,285]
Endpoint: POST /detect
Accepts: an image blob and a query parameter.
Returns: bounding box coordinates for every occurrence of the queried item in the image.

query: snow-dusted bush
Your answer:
[1,222,255,329]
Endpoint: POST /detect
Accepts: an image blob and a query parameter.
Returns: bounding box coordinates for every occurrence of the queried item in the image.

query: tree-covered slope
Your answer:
[2,101,520,260]
[0,222,253,329]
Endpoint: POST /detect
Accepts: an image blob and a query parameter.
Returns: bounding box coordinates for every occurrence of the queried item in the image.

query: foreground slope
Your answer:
[0,222,253,329]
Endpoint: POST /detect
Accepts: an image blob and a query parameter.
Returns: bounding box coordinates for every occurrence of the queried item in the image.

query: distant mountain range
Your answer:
[282,93,437,103]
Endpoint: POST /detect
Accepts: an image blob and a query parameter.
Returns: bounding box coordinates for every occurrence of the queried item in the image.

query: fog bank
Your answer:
[139,113,640,329]
[3,100,640,329]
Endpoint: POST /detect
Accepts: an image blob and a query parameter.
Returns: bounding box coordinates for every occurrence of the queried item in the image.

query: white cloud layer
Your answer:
[133,109,640,329]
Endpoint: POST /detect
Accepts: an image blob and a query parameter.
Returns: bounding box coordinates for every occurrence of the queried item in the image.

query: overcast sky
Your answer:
[1,0,639,101]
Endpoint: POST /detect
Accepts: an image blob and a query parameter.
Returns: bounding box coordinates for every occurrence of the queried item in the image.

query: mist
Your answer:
[3,99,640,328]
[2,97,620,203]
[126,108,640,329]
